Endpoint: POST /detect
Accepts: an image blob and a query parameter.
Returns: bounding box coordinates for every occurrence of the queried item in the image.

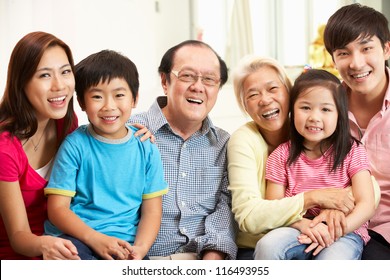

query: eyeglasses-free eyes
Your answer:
[171,70,220,87]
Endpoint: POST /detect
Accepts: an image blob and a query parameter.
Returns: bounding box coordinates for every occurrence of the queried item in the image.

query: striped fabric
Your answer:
[266,141,371,244]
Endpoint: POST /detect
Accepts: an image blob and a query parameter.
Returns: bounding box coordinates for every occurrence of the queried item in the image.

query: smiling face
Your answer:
[293,86,338,151]
[243,66,290,135]
[332,35,390,97]
[81,77,136,139]
[24,45,75,122]
[161,45,221,131]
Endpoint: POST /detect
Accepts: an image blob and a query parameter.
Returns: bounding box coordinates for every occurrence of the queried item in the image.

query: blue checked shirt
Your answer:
[129,96,237,259]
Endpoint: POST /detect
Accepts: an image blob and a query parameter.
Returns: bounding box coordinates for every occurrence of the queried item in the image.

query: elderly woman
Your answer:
[227,55,379,260]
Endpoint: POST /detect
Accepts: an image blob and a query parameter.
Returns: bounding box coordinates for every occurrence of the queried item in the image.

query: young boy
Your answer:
[44,50,168,260]
[324,3,390,259]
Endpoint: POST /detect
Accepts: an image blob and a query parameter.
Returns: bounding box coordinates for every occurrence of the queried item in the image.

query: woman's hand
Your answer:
[40,235,80,260]
[305,187,355,214]
[309,209,347,241]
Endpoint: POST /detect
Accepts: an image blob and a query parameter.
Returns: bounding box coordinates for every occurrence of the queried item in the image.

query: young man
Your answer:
[324,3,390,259]
[44,50,168,260]
[130,40,237,260]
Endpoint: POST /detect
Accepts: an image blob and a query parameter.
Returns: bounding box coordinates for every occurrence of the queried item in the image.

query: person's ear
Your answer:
[161,73,168,95]
[384,41,390,60]
[77,96,85,111]
[133,92,139,108]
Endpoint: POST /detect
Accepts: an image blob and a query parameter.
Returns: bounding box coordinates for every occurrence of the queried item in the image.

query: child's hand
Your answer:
[294,218,333,248]
[298,222,333,256]
[89,232,132,260]
[132,123,155,143]
[297,235,325,256]
[126,245,148,260]
[310,209,346,241]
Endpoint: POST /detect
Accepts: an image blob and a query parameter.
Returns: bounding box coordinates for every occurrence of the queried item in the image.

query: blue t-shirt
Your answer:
[44,124,168,243]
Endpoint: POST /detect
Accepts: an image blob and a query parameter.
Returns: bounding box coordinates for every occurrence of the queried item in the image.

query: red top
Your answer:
[0,116,77,259]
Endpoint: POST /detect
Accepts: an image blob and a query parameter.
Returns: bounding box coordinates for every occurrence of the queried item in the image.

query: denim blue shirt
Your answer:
[129,96,237,259]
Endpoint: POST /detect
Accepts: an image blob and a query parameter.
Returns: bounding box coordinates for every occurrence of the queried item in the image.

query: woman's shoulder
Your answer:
[0,131,24,166]
[230,122,267,144]
[231,121,263,138]
[228,121,268,151]
[0,131,20,149]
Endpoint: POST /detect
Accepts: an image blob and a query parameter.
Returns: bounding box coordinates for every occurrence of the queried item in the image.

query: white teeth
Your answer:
[262,109,279,119]
[102,116,117,121]
[308,127,322,131]
[353,72,369,79]
[187,98,203,104]
[48,96,66,102]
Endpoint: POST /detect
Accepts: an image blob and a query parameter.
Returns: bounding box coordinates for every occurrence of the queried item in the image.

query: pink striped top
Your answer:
[266,141,371,244]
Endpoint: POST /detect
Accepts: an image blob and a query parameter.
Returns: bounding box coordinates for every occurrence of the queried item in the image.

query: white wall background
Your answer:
[0,0,248,133]
[0,0,383,134]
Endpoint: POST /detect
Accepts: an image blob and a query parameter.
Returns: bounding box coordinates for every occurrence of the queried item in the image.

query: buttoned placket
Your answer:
[177,139,191,242]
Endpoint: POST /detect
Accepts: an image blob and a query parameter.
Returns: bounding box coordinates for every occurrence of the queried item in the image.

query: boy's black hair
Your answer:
[75,50,139,107]
[288,69,359,172]
[324,3,390,56]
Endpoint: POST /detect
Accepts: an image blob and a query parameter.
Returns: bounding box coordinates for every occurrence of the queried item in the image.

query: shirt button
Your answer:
[181,227,187,234]
[183,143,187,149]
[181,172,186,177]
[181,201,186,207]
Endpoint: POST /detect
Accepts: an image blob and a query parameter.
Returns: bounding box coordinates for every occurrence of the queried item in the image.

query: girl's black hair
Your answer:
[288,69,359,172]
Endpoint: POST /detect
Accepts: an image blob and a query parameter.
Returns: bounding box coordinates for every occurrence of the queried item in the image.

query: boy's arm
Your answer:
[130,196,162,260]
[47,194,132,260]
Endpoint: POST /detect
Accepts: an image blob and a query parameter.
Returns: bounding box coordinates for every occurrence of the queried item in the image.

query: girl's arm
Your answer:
[344,170,375,234]
[0,180,79,259]
[129,196,162,260]
[47,194,132,260]
[265,180,286,200]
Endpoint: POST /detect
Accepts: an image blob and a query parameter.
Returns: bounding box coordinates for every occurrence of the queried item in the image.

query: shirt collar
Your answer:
[148,96,220,141]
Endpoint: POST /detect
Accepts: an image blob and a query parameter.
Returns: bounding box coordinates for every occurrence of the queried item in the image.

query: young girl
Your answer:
[256,69,375,260]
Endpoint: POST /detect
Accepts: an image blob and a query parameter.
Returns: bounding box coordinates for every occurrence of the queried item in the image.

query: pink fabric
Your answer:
[0,116,78,259]
[348,68,390,244]
[0,131,47,259]
[266,141,371,244]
